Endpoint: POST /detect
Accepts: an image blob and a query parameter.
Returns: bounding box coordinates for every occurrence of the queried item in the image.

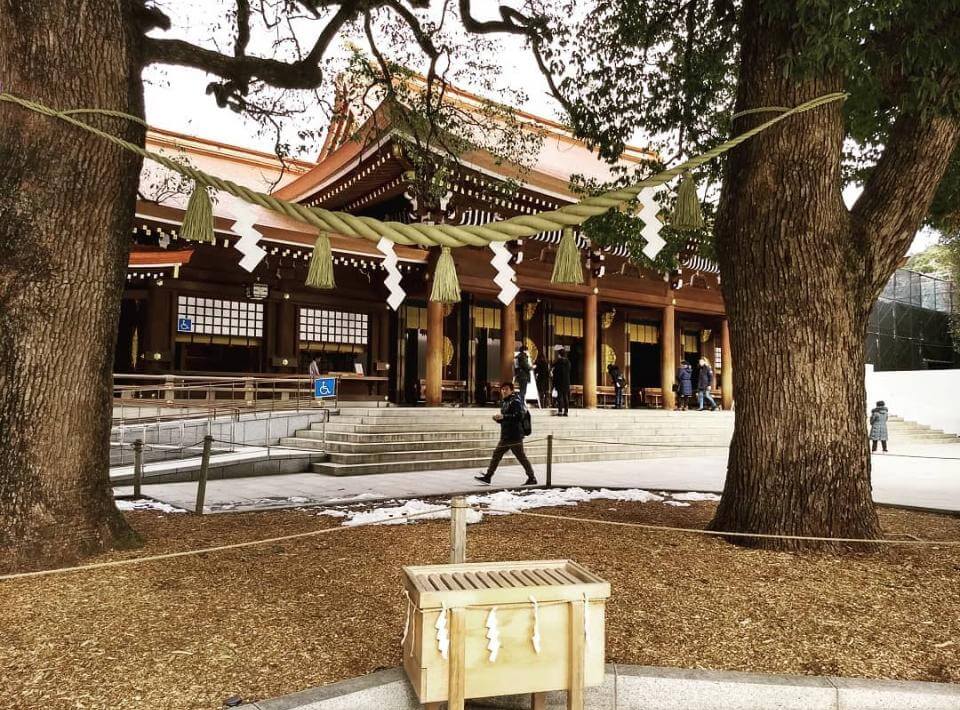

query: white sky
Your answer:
[144,2,564,159]
[143,2,936,256]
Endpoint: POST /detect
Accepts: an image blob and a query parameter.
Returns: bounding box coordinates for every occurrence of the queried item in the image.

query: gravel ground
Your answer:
[1,501,959,709]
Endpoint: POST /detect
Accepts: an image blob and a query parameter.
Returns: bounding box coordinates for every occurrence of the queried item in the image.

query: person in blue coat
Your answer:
[676,361,694,411]
[870,401,889,453]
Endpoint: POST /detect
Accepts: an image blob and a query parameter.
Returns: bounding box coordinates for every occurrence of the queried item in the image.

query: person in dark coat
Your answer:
[607,363,625,409]
[534,352,550,404]
[475,381,537,485]
[696,357,718,411]
[551,348,572,416]
[675,361,694,410]
[869,400,889,453]
[514,345,533,403]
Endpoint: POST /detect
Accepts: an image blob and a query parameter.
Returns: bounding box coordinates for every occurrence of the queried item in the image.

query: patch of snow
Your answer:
[468,487,664,515]
[670,492,721,502]
[340,499,483,527]
[115,498,186,514]
[309,487,719,528]
[315,509,349,518]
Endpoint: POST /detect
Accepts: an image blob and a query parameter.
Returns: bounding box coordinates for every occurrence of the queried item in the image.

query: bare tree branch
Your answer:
[235,0,251,58]
[144,1,369,93]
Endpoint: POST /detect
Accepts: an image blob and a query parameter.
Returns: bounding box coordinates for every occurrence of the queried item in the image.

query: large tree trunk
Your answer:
[709,1,881,549]
[0,1,144,569]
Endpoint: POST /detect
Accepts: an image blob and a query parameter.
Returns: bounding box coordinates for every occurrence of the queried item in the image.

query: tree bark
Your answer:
[709,1,882,549]
[0,0,144,569]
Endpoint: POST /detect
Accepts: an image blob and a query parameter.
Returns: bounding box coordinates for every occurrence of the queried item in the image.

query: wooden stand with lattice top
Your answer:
[401,560,610,710]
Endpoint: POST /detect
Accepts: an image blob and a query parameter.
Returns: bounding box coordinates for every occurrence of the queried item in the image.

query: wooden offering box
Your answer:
[401,560,610,709]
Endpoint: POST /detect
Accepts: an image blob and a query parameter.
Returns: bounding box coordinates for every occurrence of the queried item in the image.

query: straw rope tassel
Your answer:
[306,231,336,289]
[180,183,215,244]
[671,172,705,230]
[429,246,461,303]
[0,91,847,251]
[551,227,583,284]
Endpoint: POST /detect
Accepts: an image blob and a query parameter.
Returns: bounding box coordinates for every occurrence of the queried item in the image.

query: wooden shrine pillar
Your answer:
[721,318,734,410]
[500,297,517,384]
[584,288,598,409]
[661,303,676,410]
[276,297,297,371]
[426,300,444,406]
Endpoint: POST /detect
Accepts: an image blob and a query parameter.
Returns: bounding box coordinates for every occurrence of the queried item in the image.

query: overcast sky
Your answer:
[143,2,562,159]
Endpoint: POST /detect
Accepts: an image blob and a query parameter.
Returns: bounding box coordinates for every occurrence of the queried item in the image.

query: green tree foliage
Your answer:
[539,0,960,270]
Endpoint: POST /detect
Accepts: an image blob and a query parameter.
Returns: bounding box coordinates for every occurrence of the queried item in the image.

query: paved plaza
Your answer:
[115,442,960,514]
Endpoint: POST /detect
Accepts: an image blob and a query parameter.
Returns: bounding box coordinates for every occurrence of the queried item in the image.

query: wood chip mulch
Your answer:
[2,501,959,709]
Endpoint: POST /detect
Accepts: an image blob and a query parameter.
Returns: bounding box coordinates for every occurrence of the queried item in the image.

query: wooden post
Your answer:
[546,434,553,489]
[450,496,467,563]
[661,303,676,410]
[194,435,213,515]
[583,288,598,409]
[532,692,548,710]
[133,439,144,498]
[448,607,467,710]
[721,318,734,411]
[567,600,586,710]
[500,297,517,383]
[426,300,444,406]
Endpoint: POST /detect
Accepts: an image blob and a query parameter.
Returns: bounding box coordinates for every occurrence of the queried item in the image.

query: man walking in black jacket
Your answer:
[475,382,537,486]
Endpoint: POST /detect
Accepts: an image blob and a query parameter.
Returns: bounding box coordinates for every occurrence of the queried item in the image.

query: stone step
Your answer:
[312,423,733,440]
[311,446,704,476]
[335,406,733,417]
[282,435,729,458]
[336,411,733,423]
[306,431,728,447]
[320,420,734,435]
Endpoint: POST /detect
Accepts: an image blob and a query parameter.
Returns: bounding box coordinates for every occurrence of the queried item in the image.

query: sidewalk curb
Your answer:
[237,665,960,710]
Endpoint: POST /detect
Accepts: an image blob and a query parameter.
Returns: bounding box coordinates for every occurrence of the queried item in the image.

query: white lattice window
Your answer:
[177,296,263,337]
[715,346,723,371]
[299,308,369,345]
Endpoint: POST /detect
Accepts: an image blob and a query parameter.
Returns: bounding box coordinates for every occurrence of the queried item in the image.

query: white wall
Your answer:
[865,365,960,434]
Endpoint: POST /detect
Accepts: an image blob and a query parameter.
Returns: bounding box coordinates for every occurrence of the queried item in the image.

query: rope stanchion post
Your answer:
[450,496,468,564]
[546,434,554,489]
[194,435,213,515]
[132,439,144,498]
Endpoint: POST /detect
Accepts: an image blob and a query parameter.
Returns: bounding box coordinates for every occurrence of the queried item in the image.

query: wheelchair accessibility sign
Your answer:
[314,377,337,399]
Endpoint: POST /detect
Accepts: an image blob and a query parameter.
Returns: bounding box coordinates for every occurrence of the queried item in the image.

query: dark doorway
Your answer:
[475,329,490,404]
[402,329,421,404]
[630,342,661,407]
[565,340,584,386]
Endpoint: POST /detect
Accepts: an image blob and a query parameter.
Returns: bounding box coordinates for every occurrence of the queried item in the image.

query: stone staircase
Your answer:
[281,407,735,477]
[885,416,960,444]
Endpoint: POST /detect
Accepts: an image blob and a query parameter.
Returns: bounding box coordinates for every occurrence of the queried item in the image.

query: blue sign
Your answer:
[314,377,337,399]
[177,318,193,333]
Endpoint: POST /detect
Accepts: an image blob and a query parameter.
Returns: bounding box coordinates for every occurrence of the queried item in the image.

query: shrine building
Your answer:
[119,87,733,410]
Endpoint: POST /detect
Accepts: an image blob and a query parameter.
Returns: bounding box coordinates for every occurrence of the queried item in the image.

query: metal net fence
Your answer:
[867,269,958,370]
